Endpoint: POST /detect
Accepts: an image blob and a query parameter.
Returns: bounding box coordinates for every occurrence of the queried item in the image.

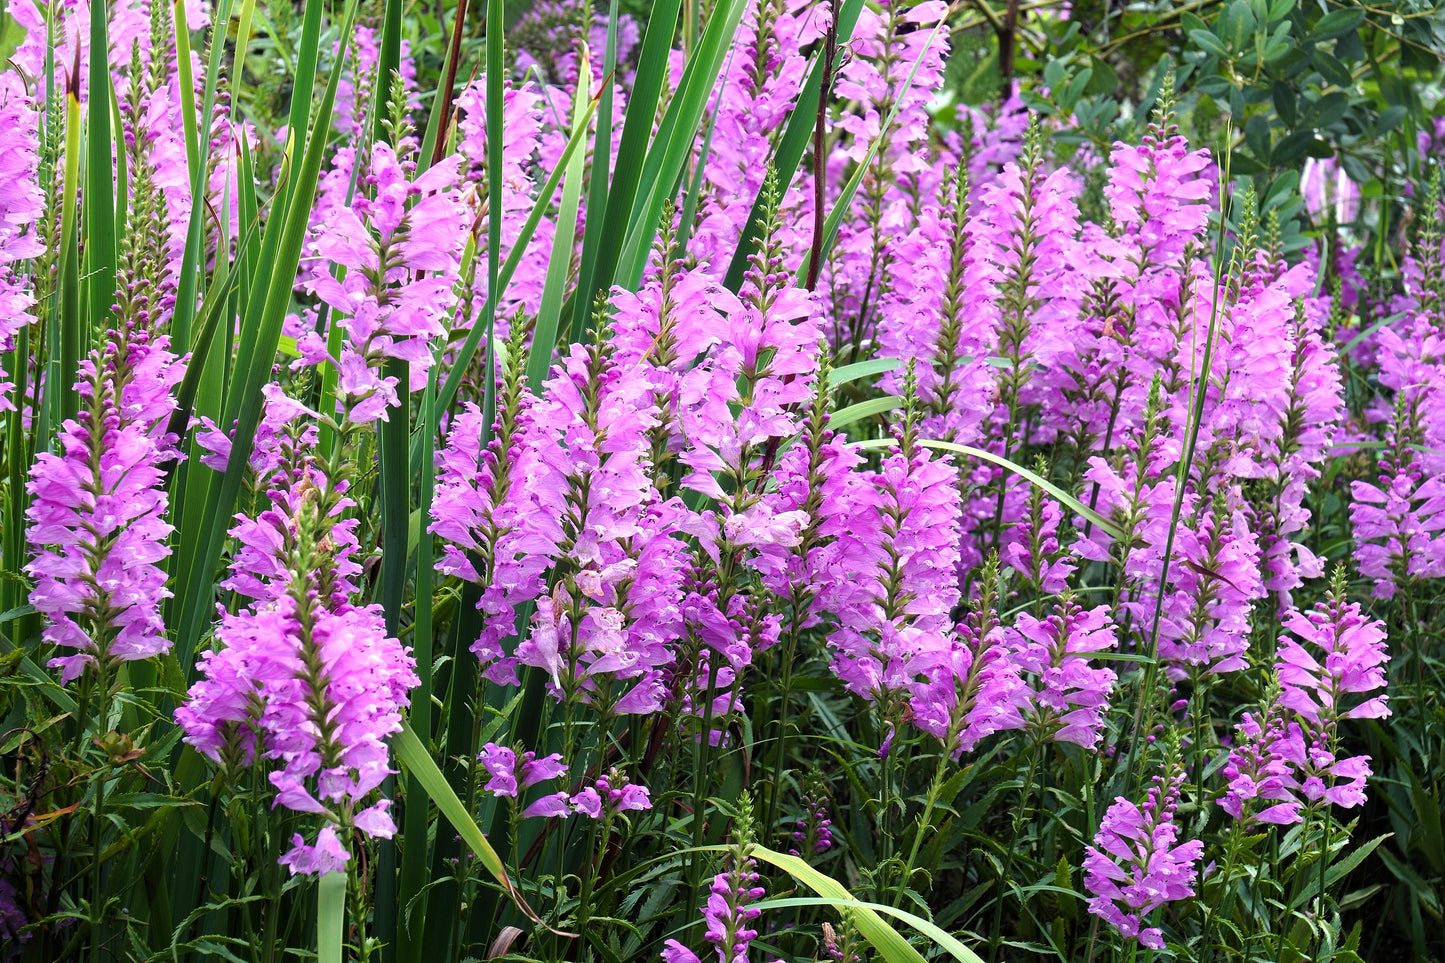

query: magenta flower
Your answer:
[703,849,766,963]
[303,141,467,413]
[818,433,961,705]
[1085,758,1203,949]
[177,388,418,874]
[571,769,652,821]
[1276,595,1390,727]
[1219,705,1304,826]
[26,326,181,683]
[1005,601,1118,749]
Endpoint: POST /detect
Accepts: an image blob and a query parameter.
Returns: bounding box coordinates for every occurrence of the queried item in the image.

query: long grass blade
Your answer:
[745,846,985,963]
[755,898,986,963]
[721,0,865,290]
[436,90,599,414]
[171,0,360,670]
[567,0,618,341]
[85,0,115,345]
[583,0,682,298]
[391,722,566,934]
[528,53,591,392]
[851,437,1124,539]
[794,16,949,285]
[318,870,346,963]
[614,0,749,289]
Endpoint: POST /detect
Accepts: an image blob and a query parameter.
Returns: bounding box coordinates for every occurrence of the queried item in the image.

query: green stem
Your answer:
[988,734,1042,962]
[894,751,949,909]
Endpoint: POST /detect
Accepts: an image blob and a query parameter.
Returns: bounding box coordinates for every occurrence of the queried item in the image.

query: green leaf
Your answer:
[585,0,684,299]
[796,15,950,285]
[746,847,986,963]
[1313,834,1393,902]
[615,0,752,288]
[1312,48,1353,86]
[1190,29,1230,58]
[436,90,599,414]
[722,0,866,291]
[530,57,592,393]
[391,721,564,934]
[318,869,346,963]
[85,0,116,348]
[1310,7,1364,41]
[851,437,1124,539]
[172,0,360,670]
[831,396,902,429]
[829,357,901,388]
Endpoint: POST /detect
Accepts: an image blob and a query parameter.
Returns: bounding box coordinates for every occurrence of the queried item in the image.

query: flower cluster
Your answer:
[177,390,417,874]
[1085,757,1203,949]
[26,326,181,683]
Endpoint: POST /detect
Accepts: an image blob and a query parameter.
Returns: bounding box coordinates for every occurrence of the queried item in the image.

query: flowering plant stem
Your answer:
[894,751,950,910]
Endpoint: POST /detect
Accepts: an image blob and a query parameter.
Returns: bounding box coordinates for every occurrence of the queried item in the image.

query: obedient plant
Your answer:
[0,0,1437,960]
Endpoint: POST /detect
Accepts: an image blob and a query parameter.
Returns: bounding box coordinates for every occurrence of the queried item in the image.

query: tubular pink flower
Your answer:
[26,326,181,683]
[1005,601,1118,749]
[1085,759,1202,949]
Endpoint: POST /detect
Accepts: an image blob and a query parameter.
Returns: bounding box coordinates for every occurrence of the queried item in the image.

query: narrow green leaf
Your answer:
[436,91,599,414]
[529,56,591,393]
[1310,7,1364,41]
[794,15,949,285]
[755,898,985,963]
[577,0,682,317]
[615,0,750,289]
[391,721,564,933]
[56,89,82,427]
[829,357,901,388]
[568,0,618,341]
[851,437,1123,539]
[173,0,360,669]
[722,0,866,290]
[1289,834,1393,908]
[85,0,116,343]
[169,0,202,348]
[830,396,901,429]
[318,870,346,963]
[746,847,985,963]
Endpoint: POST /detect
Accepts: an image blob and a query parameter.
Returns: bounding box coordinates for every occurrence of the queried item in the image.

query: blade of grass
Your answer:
[85,0,115,350]
[372,1,409,952]
[851,437,1124,539]
[755,898,986,963]
[614,0,749,289]
[567,0,618,341]
[436,90,599,414]
[318,870,346,963]
[168,0,202,348]
[528,52,591,392]
[55,79,81,427]
[582,0,682,302]
[744,846,985,963]
[391,722,568,934]
[172,0,360,672]
[481,0,505,467]
[829,357,901,387]
[794,15,950,286]
[396,367,439,963]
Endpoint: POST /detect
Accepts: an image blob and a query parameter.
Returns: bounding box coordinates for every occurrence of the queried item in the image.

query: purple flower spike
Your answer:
[1085,758,1202,949]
